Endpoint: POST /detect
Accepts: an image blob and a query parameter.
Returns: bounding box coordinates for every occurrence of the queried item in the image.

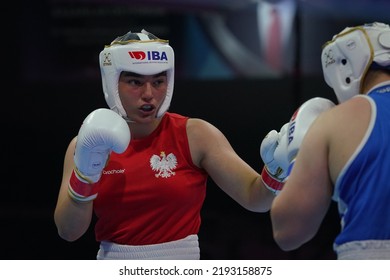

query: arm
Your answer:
[187,118,275,213]
[270,112,334,250]
[270,96,369,251]
[260,97,336,195]
[54,108,130,241]
[54,137,94,241]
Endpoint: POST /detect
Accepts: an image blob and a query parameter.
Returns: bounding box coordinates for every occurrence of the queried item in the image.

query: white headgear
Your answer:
[99,29,175,119]
[321,22,390,103]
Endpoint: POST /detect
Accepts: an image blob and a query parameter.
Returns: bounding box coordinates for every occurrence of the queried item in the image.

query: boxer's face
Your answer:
[118,71,168,123]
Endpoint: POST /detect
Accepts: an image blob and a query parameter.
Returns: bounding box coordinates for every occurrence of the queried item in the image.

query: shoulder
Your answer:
[302,95,372,160]
[186,118,231,167]
[313,95,371,129]
[158,112,189,131]
[338,95,371,111]
[308,96,372,182]
[187,118,226,139]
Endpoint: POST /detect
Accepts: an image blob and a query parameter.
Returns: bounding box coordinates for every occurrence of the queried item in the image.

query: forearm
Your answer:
[217,169,275,213]
[246,176,275,212]
[54,193,93,242]
[54,108,130,241]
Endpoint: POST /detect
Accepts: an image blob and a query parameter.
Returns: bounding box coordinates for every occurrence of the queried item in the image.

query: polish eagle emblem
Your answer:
[150,151,177,178]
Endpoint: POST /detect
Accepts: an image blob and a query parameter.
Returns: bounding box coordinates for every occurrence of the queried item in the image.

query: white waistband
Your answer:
[334,240,390,260]
[97,234,200,260]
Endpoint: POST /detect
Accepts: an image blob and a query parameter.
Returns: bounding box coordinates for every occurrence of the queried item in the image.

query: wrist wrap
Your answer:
[261,167,285,195]
[68,169,100,203]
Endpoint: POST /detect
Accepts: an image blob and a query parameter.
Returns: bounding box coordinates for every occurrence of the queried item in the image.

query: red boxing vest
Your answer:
[94,113,208,245]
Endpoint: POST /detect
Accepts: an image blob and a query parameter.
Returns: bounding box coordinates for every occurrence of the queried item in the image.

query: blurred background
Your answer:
[3,0,389,260]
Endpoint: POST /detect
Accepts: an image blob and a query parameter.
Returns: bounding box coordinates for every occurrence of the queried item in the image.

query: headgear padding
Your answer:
[99,29,174,118]
[321,22,390,103]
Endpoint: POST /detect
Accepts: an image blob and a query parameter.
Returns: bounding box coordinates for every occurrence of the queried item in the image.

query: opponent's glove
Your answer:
[68,108,131,203]
[287,97,335,163]
[260,97,336,195]
[260,123,290,195]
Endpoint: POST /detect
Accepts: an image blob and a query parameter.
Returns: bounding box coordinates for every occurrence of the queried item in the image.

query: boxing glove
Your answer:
[286,97,335,163]
[260,97,335,195]
[68,108,131,202]
[260,123,290,195]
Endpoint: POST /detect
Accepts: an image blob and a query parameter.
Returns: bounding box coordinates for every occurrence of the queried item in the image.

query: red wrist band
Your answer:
[261,166,284,195]
[68,170,100,203]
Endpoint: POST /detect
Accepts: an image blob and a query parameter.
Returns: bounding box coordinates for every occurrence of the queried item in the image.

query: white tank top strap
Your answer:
[97,234,200,260]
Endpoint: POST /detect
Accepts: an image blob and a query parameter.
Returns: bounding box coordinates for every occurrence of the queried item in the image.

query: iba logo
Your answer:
[288,109,298,145]
[128,51,168,61]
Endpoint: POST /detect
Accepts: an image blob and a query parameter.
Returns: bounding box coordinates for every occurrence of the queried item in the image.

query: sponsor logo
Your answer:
[323,49,335,68]
[128,51,146,60]
[101,52,112,66]
[128,51,169,64]
[288,109,299,145]
[102,169,125,175]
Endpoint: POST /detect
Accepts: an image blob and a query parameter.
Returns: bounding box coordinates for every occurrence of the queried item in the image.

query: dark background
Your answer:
[2,0,389,260]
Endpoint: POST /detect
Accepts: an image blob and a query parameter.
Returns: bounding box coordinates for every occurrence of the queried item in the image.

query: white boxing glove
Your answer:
[68,108,131,202]
[286,97,335,163]
[260,97,335,195]
[260,123,290,195]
